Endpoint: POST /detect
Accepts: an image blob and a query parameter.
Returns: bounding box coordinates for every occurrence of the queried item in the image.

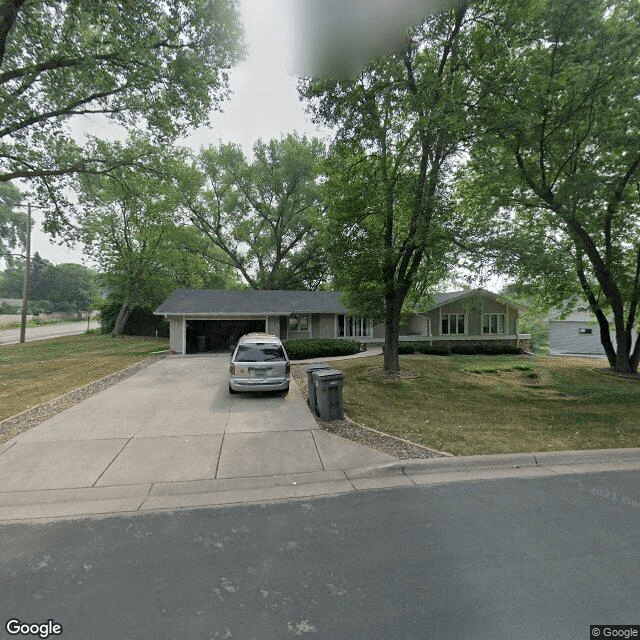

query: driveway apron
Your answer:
[0,355,393,520]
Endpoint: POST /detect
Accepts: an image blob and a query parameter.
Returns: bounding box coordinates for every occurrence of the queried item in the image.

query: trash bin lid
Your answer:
[306,363,332,372]
[312,369,344,381]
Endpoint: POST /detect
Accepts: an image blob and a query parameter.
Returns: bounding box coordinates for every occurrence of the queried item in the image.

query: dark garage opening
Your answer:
[186,319,266,354]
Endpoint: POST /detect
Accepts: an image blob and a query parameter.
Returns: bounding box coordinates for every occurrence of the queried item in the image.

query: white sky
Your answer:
[29,0,331,266]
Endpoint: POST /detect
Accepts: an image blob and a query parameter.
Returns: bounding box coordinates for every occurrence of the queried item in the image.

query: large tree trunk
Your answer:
[630,331,640,373]
[614,325,634,373]
[383,292,404,373]
[112,302,130,337]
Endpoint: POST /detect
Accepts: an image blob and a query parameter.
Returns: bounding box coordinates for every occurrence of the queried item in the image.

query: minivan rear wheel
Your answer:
[229,384,237,395]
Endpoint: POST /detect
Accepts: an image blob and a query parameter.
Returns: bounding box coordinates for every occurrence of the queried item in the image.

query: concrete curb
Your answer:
[2,447,639,524]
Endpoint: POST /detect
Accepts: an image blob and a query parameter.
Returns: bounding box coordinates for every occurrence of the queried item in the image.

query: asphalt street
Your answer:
[2,470,639,640]
[0,321,99,345]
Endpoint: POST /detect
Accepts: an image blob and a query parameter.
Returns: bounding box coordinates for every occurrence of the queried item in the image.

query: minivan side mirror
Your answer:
[228,344,236,352]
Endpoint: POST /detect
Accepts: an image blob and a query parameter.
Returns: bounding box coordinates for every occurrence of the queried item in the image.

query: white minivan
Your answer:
[228,333,290,394]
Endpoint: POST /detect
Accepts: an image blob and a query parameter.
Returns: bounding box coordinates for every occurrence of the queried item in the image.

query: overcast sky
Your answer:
[31,0,330,266]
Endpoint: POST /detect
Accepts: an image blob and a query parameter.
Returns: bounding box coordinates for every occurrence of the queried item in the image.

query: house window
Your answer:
[482,314,506,334]
[289,314,309,331]
[338,315,372,337]
[441,314,465,335]
[578,328,592,335]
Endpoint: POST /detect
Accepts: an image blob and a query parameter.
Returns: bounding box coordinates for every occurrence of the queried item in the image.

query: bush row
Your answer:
[392,342,523,356]
[283,338,364,360]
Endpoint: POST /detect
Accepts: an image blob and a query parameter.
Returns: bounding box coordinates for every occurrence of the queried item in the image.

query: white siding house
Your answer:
[548,309,638,356]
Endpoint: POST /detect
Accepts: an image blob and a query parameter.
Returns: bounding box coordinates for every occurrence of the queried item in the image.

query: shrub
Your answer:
[398,343,418,354]
[382,341,522,356]
[283,338,363,360]
[450,344,476,355]
[474,343,522,356]
[416,343,451,355]
[98,301,169,337]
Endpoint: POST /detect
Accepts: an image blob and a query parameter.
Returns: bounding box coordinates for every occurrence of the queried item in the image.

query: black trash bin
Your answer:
[313,369,346,421]
[306,363,331,414]
[196,335,207,352]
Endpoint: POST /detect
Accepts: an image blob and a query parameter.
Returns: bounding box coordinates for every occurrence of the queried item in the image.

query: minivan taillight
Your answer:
[229,363,235,375]
[285,362,290,374]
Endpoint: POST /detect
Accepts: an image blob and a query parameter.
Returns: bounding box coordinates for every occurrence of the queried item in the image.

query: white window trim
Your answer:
[441,312,467,335]
[482,313,507,335]
[289,313,310,333]
[337,314,373,338]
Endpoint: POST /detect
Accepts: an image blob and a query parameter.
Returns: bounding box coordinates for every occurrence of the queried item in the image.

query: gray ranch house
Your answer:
[154,288,530,355]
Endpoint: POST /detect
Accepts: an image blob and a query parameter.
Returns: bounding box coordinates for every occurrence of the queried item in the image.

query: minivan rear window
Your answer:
[235,345,286,362]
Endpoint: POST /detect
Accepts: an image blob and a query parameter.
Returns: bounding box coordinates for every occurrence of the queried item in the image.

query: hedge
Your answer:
[392,342,523,356]
[283,338,364,360]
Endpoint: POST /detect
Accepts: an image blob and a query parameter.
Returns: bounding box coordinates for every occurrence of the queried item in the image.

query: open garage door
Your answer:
[186,319,266,354]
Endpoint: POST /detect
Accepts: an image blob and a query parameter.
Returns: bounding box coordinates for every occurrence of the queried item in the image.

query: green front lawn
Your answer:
[332,354,640,456]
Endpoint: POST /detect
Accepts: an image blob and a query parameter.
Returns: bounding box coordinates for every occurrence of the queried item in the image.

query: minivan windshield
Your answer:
[234,345,286,362]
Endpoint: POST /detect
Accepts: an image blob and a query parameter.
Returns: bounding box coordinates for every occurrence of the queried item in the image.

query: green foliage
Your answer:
[184,133,328,290]
[76,137,238,334]
[0,0,244,230]
[0,183,26,264]
[98,300,169,337]
[283,338,362,360]
[300,7,474,371]
[393,342,522,356]
[0,300,19,314]
[1,253,98,313]
[461,0,640,371]
[462,363,535,375]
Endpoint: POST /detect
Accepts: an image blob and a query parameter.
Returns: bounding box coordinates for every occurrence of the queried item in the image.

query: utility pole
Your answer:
[19,202,31,344]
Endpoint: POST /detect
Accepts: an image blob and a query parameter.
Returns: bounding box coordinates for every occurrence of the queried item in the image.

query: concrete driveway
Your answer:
[0,355,394,521]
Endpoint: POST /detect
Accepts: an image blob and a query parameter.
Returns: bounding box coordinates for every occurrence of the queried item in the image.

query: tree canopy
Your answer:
[183,133,329,290]
[77,138,238,335]
[0,181,25,264]
[300,7,473,372]
[458,0,640,372]
[0,0,244,228]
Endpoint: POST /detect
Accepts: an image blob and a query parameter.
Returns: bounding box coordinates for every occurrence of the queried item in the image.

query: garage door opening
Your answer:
[186,319,266,354]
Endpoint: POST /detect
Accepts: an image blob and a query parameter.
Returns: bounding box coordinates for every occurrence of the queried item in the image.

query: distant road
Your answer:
[0,320,99,346]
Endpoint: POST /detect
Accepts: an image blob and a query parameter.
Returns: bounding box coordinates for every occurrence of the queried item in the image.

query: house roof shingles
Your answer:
[155,287,525,317]
[154,289,348,316]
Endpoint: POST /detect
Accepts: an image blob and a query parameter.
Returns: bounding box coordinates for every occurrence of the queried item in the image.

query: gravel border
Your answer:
[291,363,450,460]
[0,353,169,445]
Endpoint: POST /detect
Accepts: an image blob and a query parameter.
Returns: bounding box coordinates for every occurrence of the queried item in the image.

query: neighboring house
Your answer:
[154,288,530,355]
[548,308,638,356]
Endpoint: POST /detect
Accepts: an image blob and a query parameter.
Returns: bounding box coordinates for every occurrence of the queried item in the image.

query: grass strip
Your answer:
[0,333,169,422]
[332,354,640,456]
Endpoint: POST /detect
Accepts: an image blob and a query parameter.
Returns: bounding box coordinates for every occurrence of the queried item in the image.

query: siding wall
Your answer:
[287,330,311,340]
[549,321,606,355]
[400,315,430,336]
[267,315,280,336]
[426,309,440,336]
[169,316,184,353]
[435,299,514,337]
[315,313,336,338]
[373,322,385,339]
